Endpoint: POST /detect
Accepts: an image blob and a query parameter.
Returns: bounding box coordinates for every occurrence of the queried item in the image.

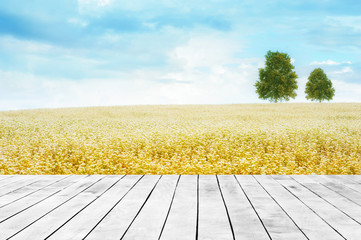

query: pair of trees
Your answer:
[255,51,335,103]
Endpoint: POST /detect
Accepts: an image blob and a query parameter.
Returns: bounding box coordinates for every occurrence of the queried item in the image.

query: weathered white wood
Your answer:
[0,175,14,183]
[255,175,344,240]
[316,176,361,205]
[0,175,85,221]
[198,175,233,240]
[10,176,122,240]
[276,176,361,240]
[0,176,16,188]
[85,175,161,240]
[1,175,360,239]
[47,175,142,239]
[0,175,7,180]
[0,175,67,207]
[324,175,361,184]
[322,175,361,194]
[236,175,307,240]
[121,175,179,240]
[292,175,361,224]
[0,175,104,239]
[0,176,41,195]
[218,175,270,240]
[0,176,39,195]
[160,175,197,240]
[344,175,361,184]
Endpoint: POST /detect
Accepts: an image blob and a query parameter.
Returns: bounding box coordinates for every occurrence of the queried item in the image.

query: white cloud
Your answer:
[332,66,353,74]
[160,36,261,104]
[333,80,361,102]
[168,36,241,70]
[2,60,361,111]
[0,36,263,110]
[0,36,53,53]
[310,60,352,66]
[293,76,307,103]
[154,61,261,104]
[78,0,112,7]
[68,18,88,27]
[327,16,361,32]
[77,0,114,14]
[2,34,360,111]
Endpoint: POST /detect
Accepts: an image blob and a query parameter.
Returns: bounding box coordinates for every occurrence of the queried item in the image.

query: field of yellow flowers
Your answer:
[0,103,360,174]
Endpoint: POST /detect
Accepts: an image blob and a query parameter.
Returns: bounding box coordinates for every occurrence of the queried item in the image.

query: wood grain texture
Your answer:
[236,175,307,240]
[85,175,161,240]
[0,176,39,196]
[0,176,14,185]
[10,176,122,240]
[0,175,85,222]
[0,175,360,240]
[160,175,197,240]
[292,175,361,224]
[316,176,361,205]
[276,176,361,240]
[0,175,104,239]
[47,175,142,240]
[322,175,361,194]
[198,175,233,240]
[218,175,270,240]
[256,175,343,240]
[121,175,179,240]
[0,175,67,207]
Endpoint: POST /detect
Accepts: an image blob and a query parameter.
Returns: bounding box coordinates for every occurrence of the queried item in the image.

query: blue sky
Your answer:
[0,0,360,110]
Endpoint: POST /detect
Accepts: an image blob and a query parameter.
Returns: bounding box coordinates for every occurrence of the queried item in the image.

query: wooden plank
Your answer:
[316,176,361,205]
[0,177,20,189]
[0,176,39,194]
[275,176,361,240]
[344,175,361,184]
[0,175,67,207]
[235,175,307,240]
[121,175,179,240]
[324,175,361,184]
[322,175,361,194]
[0,175,14,183]
[0,176,41,196]
[255,175,344,240]
[0,176,86,221]
[0,175,104,239]
[292,175,361,224]
[85,175,161,240]
[9,176,122,240]
[46,175,143,239]
[217,175,270,240]
[198,175,233,240]
[0,175,359,240]
[160,175,198,240]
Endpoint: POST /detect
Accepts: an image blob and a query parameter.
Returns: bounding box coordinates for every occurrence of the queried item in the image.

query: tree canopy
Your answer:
[255,50,298,103]
[305,68,335,102]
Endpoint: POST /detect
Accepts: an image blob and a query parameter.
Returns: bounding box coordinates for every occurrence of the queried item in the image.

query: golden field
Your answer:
[0,103,360,175]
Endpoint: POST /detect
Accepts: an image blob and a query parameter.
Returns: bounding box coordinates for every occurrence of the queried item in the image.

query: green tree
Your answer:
[255,51,298,103]
[305,68,335,102]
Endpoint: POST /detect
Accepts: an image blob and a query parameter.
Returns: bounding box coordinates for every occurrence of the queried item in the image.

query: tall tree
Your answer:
[255,51,298,103]
[305,68,335,102]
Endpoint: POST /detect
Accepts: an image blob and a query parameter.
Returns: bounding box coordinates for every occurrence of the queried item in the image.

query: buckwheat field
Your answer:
[0,103,360,174]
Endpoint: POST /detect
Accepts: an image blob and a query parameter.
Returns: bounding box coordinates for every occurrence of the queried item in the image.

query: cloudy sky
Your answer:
[0,0,360,110]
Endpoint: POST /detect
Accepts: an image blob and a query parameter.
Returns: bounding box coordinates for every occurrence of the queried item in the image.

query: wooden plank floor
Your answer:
[0,175,360,240]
